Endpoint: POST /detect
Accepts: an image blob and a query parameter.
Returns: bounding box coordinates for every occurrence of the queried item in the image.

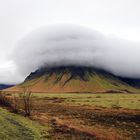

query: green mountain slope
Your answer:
[6,66,139,93]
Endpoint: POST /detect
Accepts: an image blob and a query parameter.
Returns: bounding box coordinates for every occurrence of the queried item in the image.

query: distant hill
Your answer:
[5,66,140,93]
[0,84,14,90]
[118,77,140,89]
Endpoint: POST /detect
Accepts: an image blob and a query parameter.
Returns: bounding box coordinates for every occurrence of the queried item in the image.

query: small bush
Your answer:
[19,87,33,116]
[0,91,12,107]
[95,95,101,98]
[11,94,19,113]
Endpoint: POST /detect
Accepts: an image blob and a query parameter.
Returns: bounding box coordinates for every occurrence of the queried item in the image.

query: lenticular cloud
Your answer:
[12,25,140,78]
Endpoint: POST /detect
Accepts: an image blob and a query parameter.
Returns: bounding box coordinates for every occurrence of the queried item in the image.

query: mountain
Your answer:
[5,66,139,93]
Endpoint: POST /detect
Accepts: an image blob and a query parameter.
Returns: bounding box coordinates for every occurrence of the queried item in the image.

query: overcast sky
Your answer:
[0,0,140,84]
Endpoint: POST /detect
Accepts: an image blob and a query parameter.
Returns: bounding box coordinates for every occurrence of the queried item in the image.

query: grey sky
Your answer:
[0,0,140,84]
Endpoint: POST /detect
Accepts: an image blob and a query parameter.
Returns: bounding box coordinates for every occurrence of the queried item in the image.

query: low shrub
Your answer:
[0,91,12,107]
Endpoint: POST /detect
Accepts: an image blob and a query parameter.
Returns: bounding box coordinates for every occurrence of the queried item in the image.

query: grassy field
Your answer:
[30,92,140,140]
[1,92,140,140]
[0,108,49,140]
[32,93,140,109]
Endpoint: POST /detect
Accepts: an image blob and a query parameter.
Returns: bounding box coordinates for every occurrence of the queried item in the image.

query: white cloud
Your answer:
[12,25,140,80]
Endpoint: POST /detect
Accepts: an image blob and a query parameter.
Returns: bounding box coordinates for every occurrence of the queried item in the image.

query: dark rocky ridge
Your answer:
[25,65,140,89]
[25,66,116,81]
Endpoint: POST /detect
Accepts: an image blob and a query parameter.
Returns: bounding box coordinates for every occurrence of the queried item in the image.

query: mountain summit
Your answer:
[6,66,139,93]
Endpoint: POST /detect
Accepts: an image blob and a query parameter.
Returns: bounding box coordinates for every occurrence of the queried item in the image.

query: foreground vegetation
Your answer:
[0,108,49,140]
[0,92,140,140]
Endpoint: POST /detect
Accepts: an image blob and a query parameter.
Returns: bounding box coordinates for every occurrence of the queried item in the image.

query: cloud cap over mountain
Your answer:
[12,25,140,79]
